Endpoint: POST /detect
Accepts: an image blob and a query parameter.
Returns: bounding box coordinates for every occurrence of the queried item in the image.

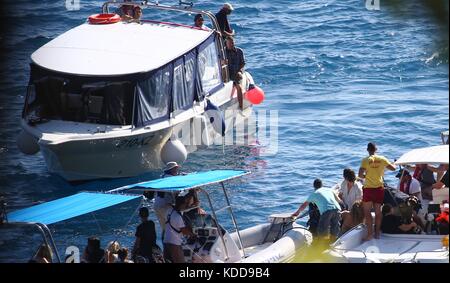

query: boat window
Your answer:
[184,56,197,102]
[86,82,134,125]
[198,42,222,95]
[25,76,67,120]
[24,77,134,125]
[134,64,171,126]
[172,60,190,112]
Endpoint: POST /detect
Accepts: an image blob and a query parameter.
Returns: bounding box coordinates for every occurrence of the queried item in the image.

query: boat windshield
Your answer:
[23,70,134,126]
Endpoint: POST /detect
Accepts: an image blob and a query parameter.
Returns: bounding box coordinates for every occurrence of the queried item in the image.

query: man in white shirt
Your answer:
[163,195,193,263]
[397,169,422,201]
[337,168,363,210]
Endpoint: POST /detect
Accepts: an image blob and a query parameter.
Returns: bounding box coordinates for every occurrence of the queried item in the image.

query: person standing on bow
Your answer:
[216,3,235,38]
[358,142,396,240]
[154,162,181,236]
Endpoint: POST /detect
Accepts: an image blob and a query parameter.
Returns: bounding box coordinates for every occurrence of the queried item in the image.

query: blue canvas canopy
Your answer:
[7,192,141,225]
[116,170,249,193]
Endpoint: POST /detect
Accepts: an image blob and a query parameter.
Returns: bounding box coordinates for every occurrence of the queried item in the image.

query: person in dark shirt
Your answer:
[408,164,436,200]
[81,237,105,263]
[381,204,418,234]
[132,207,158,262]
[307,179,323,236]
[215,3,235,38]
[225,36,245,110]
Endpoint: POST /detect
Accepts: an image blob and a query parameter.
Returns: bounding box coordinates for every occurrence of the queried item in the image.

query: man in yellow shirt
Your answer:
[358,142,396,240]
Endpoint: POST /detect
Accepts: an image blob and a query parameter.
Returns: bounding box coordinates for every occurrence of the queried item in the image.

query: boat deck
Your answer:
[336,234,448,263]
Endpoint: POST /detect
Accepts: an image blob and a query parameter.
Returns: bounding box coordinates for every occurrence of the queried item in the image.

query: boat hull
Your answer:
[21,82,255,181]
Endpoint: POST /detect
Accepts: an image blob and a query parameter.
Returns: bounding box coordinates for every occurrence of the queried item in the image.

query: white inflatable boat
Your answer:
[325,144,449,263]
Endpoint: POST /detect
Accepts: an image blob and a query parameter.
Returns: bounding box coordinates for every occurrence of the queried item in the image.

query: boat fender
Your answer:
[160,137,187,165]
[204,100,226,137]
[244,85,265,105]
[17,130,40,155]
[88,14,121,25]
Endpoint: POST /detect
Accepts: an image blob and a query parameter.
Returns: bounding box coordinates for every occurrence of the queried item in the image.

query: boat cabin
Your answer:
[23,1,229,128]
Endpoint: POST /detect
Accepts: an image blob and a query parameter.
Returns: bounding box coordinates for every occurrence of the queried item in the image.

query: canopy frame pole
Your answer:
[198,188,230,261]
[220,182,246,258]
[90,211,104,235]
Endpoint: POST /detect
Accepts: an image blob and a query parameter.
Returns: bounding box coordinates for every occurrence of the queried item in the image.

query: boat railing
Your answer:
[0,222,61,263]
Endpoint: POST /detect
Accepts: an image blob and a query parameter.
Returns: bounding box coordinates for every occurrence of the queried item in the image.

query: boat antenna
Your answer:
[0,197,7,224]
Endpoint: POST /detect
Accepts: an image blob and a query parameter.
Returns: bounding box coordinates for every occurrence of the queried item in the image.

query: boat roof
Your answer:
[395,145,449,166]
[31,21,212,76]
[111,170,249,193]
[7,192,140,225]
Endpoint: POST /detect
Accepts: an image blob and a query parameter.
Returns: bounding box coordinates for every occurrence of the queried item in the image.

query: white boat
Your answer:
[327,225,448,263]
[325,144,449,263]
[2,170,312,263]
[16,1,259,181]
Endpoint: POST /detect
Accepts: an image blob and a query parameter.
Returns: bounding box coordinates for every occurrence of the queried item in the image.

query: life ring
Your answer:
[88,13,121,25]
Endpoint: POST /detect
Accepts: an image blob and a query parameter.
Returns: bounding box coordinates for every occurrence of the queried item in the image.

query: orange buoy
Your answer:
[244,85,265,105]
[88,13,121,25]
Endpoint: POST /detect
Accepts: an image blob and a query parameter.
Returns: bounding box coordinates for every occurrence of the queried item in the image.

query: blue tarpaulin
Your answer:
[7,192,141,225]
[119,170,249,192]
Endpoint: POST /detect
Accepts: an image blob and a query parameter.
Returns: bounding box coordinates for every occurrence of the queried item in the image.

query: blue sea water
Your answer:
[0,0,448,261]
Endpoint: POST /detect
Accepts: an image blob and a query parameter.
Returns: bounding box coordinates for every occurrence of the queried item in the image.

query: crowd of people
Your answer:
[292,142,449,243]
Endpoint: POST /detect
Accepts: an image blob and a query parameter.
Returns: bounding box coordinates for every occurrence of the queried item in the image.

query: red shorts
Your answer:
[362,187,384,204]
